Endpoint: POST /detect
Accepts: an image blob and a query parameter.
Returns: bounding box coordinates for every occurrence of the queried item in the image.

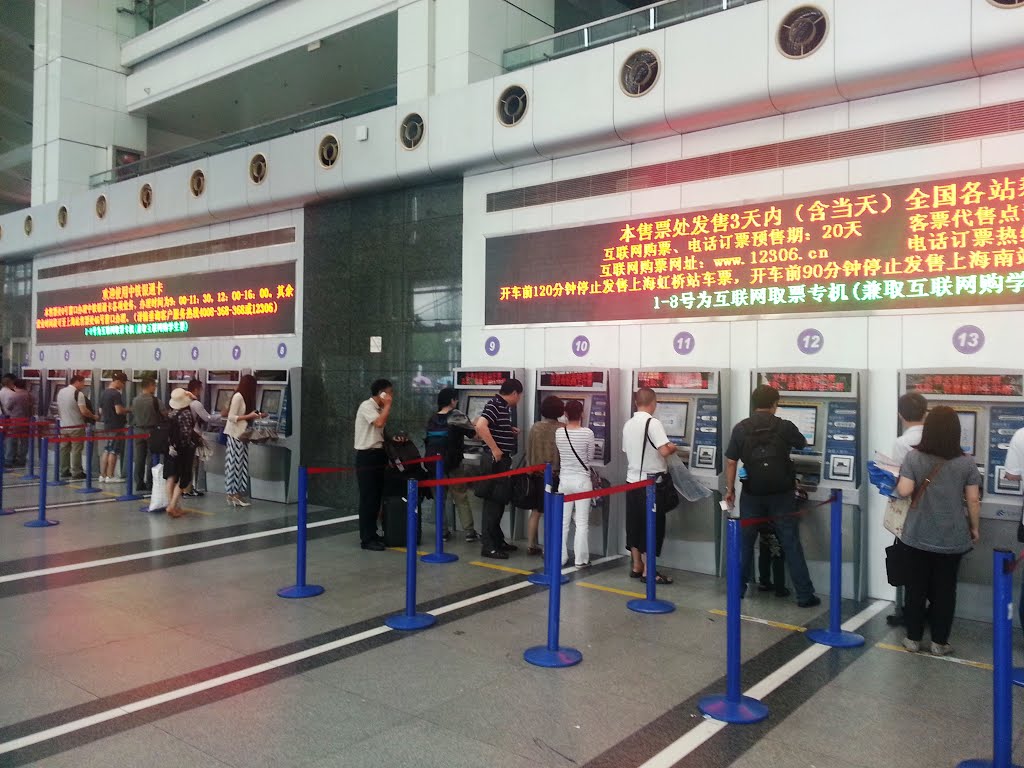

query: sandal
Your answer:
[527,546,543,556]
[630,569,644,579]
[654,572,673,585]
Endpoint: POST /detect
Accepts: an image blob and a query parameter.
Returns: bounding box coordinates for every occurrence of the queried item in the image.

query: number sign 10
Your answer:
[572,335,591,358]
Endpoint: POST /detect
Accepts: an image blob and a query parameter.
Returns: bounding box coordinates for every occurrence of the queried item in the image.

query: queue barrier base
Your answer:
[20,473,40,481]
[1013,668,1024,688]
[47,479,68,488]
[278,584,326,599]
[385,612,437,631]
[24,518,59,528]
[957,762,1023,768]
[698,694,769,725]
[627,597,675,615]
[527,572,569,586]
[523,645,582,668]
[805,628,864,648]
[76,485,102,495]
[116,492,144,502]
[421,552,458,564]
[0,507,15,516]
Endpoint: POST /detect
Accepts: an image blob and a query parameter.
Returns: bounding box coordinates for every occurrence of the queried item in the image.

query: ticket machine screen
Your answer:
[215,389,233,413]
[465,395,489,424]
[657,401,689,441]
[260,390,282,417]
[956,411,977,456]
[776,405,818,445]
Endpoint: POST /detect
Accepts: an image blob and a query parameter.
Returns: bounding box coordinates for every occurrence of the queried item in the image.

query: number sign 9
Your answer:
[484,336,500,357]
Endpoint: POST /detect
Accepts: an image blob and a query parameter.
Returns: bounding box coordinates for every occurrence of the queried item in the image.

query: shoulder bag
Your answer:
[640,417,680,513]
[563,427,610,515]
[882,458,946,537]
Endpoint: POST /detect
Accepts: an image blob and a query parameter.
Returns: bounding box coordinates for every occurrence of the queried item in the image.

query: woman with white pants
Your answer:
[555,400,595,568]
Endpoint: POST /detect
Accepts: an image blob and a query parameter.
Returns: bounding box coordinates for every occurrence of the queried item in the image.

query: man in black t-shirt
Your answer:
[474,378,523,559]
[724,384,819,608]
[98,372,129,483]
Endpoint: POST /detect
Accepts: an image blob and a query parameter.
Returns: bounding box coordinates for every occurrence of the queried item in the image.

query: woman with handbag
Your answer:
[222,374,265,507]
[186,378,214,497]
[525,396,564,556]
[555,400,595,568]
[894,406,982,656]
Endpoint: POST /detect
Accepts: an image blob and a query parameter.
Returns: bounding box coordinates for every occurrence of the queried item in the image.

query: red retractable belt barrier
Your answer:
[419,462,546,488]
[563,479,652,503]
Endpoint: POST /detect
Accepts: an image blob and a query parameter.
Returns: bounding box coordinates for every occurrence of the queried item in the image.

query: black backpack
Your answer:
[740,414,794,496]
[425,411,465,472]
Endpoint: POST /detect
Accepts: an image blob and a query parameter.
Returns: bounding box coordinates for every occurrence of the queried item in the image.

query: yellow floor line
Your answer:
[467,560,533,576]
[875,642,992,671]
[387,547,429,556]
[576,581,646,599]
[708,608,807,633]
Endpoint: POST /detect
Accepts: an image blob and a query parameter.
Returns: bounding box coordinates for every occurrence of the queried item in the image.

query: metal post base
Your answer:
[77,486,102,494]
[523,645,583,668]
[385,613,437,631]
[806,628,865,648]
[627,597,676,614]
[277,584,325,599]
[47,479,67,487]
[116,492,143,501]
[20,473,39,481]
[956,761,1023,767]
[421,552,458,564]
[24,518,59,528]
[1013,667,1024,688]
[527,572,570,586]
[698,694,769,724]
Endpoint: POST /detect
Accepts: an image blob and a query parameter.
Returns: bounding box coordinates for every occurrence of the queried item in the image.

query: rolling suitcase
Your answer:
[382,495,422,548]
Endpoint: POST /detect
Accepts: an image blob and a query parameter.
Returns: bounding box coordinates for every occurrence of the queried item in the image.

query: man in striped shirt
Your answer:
[474,378,523,559]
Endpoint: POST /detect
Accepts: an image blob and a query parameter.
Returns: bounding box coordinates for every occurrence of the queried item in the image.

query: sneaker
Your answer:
[930,642,953,657]
[499,542,518,552]
[482,549,509,560]
[464,530,479,543]
[442,529,452,542]
[98,476,108,484]
[902,637,920,653]
[107,476,124,483]
[797,595,822,608]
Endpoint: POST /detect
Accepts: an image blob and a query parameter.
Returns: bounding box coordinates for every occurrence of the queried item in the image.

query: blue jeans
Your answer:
[739,490,815,602]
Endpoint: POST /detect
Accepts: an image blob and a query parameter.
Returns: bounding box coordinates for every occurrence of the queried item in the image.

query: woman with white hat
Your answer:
[165,387,198,518]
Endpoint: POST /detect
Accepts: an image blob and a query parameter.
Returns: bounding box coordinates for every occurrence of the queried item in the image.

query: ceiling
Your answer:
[139,11,398,152]
[0,0,33,212]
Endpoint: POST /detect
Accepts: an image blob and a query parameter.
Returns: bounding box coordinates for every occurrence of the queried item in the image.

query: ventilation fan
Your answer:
[95,195,107,219]
[620,50,660,96]
[778,6,828,58]
[23,216,32,236]
[189,170,205,197]
[497,85,528,126]
[140,183,153,209]
[318,134,340,168]
[249,153,268,184]
[987,0,1024,6]
[400,113,425,150]
[57,206,68,228]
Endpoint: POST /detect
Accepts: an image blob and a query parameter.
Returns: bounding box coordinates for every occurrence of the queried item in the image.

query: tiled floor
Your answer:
[0,473,1016,767]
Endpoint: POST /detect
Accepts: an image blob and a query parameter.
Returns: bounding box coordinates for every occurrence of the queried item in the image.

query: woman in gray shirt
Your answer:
[895,406,981,657]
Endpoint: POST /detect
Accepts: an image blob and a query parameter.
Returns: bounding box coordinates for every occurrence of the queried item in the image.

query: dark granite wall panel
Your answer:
[302,180,463,506]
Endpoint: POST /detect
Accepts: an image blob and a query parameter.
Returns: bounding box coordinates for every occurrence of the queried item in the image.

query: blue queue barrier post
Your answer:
[117,427,143,502]
[699,516,768,724]
[386,479,437,631]
[76,426,101,494]
[21,419,39,481]
[957,549,1023,768]
[528,464,568,587]
[48,418,65,487]
[807,489,864,648]
[24,437,59,528]
[524,491,583,668]
[628,481,675,614]
[0,433,14,515]
[423,457,457,564]
[278,466,326,599]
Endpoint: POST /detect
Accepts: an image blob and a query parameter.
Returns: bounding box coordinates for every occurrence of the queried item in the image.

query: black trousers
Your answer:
[758,530,785,588]
[480,497,508,553]
[134,437,152,490]
[625,487,666,556]
[355,449,387,546]
[900,540,963,645]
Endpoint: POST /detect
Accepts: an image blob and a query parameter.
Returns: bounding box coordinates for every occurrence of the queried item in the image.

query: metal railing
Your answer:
[502,0,763,72]
[89,85,397,188]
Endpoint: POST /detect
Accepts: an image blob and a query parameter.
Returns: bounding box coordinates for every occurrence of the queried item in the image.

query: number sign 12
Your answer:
[797,328,824,355]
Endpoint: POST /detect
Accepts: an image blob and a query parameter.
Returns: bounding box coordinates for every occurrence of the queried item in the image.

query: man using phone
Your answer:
[354,379,395,552]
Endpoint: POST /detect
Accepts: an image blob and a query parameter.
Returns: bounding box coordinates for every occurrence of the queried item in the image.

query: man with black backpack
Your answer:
[724,384,820,608]
[425,388,478,542]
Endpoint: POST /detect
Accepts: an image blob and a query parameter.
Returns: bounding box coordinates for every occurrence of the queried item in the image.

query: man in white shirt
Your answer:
[1004,427,1024,636]
[0,374,15,415]
[892,392,927,466]
[57,374,95,480]
[622,387,678,582]
[354,378,394,552]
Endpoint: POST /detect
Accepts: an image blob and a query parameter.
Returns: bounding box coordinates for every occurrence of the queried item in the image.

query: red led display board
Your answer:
[35,262,296,344]
[759,372,853,393]
[905,373,1023,397]
[485,169,1024,325]
[455,370,515,387]
[636,371,712,390]
[538,371,605,389]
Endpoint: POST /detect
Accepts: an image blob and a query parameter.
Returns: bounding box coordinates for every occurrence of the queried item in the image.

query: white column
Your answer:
[32,0,147,204]
[397,0,436,102]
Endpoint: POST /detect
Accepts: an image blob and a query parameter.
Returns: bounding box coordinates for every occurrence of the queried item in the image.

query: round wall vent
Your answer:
[189,169,205,197]
[140,183,153,209]
[249,153,267,184]
[778,6,828,58]
[620,50,660,96]
[497,85,528,126]
[95,195,107,219]
[57,206,68,228]
[399,113,425,150]
[318,134,340,168]
[24,216,32,236]
[987,0,1024,6]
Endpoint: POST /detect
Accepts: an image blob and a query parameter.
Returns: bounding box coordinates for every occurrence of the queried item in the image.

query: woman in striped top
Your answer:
[555,400,595,567]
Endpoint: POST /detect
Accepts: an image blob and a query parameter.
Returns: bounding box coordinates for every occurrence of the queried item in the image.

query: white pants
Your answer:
[559,473,592,566]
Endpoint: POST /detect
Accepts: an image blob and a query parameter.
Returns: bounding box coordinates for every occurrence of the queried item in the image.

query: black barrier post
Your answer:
[423,457,457,564]
[528,464,567,587]
[117,427,143,502]
[628,480,675,614]
[77,425,101,494]
[277,466,325,599]
[807,489,863,648]
[0,433,14,515]
[386,479,437,631]
[25,437,58,528]
[524,491,582,668]
[21,419,39,481]
[48,418,65,486]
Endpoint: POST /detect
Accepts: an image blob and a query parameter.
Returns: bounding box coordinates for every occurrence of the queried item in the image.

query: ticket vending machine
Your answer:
[129,369,160,407]
[165,369,201,403]
[751,369,866,600]
[632,369,729,575]
[45,369,68,417]
[535,368,616,557]
[20,368,43,416]
[451,368,523,467]
[204,369,241,495]
[898,370,1024,623]
[73,369,95,406]
[248,368,301,504]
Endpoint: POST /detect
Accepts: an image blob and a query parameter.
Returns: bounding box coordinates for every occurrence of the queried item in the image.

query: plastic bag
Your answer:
[148,461,169,512]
